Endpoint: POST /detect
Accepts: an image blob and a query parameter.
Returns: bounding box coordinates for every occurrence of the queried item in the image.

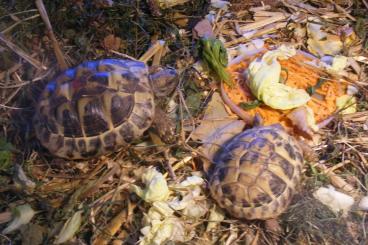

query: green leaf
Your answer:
[306,77,326,95]
[0,138,13,172]
[185,92,203,115]
[198,37,233,87]
[279,68,289,84]
[239,100,262,110]
[355,18,367,39]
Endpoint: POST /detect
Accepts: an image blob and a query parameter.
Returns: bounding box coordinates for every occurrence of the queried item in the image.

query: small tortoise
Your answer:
[208,123,305,220]
[33,59,177,159]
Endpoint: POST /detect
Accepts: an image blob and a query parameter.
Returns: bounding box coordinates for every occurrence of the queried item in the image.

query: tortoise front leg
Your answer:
[151,106,177,144]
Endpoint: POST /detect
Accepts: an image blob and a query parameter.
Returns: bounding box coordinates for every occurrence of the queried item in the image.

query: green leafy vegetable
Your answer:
[0,138,13,171]
[355,18,367,39]
[306,77,327,95]
[197,37,233,87]
[279,68,289,84]
[239,100,262,110]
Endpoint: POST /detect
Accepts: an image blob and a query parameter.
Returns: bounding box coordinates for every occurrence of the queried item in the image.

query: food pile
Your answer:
[224,45,355,136]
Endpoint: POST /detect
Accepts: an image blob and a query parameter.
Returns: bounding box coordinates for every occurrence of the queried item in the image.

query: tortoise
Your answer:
[208,121,308,220]
[33,59,178,160]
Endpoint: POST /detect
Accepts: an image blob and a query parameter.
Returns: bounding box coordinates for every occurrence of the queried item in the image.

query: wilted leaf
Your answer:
[336,95,357,114]
[206,206,224,232]
[287,106,318,138]
[358,196,368,211]
[327,55,348,74]
[191,92,242,143]
[2,204,36,234]
[103,34,121,50]
[172,12,188,27]
[13,164,36,192]
[247,45,311,110]
[169,186,208,219]
[210,0,230,9]
[140,217,187,245]
[313,186,354,216]
[155,0,190,9]
[20,223,47,245]
[307,21,343,56]
[54,210,83,244]
[176,175,204,189]
[131,167,170,203]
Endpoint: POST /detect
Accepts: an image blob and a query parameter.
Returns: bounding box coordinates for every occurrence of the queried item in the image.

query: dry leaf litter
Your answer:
[0,0,367,244]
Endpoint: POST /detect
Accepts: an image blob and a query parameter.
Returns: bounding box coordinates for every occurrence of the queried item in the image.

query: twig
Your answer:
[139,40,165,63]
[0,33,47,70]
[0,9,38,19]
[109,49,138,61]
[237,12,288,34]
[0,14,40,34]
[0,53,39,80]
[35,0,68,70]
[363,0,368,10]
[0,211,12,224]
[0,104,31,110]
[163,156,193,178]
[326,0,356,21]
[152,42,165,66]
[93,209,128,245]
[1,82,22,106]
[314,162,359,196]
[224,22,286,48]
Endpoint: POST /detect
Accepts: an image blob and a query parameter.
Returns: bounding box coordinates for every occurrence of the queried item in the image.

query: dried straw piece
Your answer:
[1,14,40,34]
[35,0,68,70]
[0,33,47,70]
[93,209,128,245]
[0,211,12,224]
[139,40,165,63]
[315,163,359,197]
[224,22,287,48]
[237,12,288,34]
[326,0,356,21]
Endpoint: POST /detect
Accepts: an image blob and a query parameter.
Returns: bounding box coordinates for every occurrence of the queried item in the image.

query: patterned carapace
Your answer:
[209,124,304,220]
[33,59,176,159]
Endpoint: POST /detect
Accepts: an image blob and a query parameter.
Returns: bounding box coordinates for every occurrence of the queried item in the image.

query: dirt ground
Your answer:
[0,1,367,244]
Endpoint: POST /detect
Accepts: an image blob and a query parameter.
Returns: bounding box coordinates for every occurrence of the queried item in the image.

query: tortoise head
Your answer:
[149,66,178,97]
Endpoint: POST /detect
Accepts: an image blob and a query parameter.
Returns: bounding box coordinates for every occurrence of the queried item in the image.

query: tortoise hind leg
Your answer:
[151,106,176,144]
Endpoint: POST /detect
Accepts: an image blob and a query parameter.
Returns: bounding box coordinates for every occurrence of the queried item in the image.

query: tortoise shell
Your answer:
[209,124,304,220]
[33,59,155,159]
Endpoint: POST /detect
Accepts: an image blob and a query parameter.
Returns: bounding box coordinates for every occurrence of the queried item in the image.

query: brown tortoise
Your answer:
[208,121,307,220]
[33,59,177,159]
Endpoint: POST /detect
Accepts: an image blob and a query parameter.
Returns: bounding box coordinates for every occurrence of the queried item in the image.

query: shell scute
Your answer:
[34,59,155,159]
[209,124,304,220]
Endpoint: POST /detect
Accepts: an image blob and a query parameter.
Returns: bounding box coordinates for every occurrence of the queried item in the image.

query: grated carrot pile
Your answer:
[224,53,348,131]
